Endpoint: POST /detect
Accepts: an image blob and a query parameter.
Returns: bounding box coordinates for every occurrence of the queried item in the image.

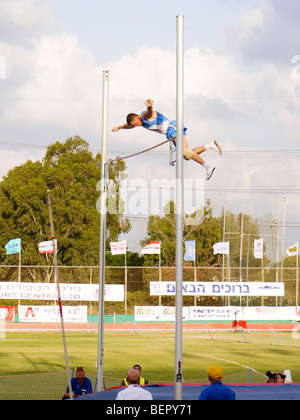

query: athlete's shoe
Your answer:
[206,166,216,180]
[212,140,222,155]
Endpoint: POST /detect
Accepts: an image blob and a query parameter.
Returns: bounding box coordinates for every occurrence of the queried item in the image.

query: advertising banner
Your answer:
[134,306,300,322]
[135,306,189,322]
[110,240,126,255]
[18,305,87,323]
[38,240,57,254]
[242,306,300,321]
[0,306,15,321]
[150,282,284,297]
[0,282,124,302]
[190,306,241,321]
[141,241,161,255]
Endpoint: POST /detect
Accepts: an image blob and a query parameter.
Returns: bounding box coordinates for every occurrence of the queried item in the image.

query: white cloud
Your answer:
[1,0,299,157]
[0,0,60,45]
[1,0,300,250]
[224,0,300,65]
[4,33,100,131]
[3,36,297,200]
[0,148,44,179]
[1,0,53,28]
[224,6,265,47]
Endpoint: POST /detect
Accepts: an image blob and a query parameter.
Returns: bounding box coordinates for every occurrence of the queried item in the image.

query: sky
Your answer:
[0,0,300,256]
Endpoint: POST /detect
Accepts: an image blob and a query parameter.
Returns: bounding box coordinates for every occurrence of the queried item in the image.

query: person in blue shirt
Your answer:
[64,367,93,399]
[198,366,236,400]
[112,99,222,180]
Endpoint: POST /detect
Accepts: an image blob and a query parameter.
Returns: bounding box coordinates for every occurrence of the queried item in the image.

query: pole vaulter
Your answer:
[97,16,223,399]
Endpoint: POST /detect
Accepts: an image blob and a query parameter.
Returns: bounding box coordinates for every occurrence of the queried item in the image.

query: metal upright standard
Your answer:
[175,15,184,401]
[97,70,109,392]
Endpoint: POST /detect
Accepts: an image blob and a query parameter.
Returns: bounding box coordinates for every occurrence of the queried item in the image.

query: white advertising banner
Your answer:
[141,241,161,255]
[0,282,124,302]
[135,306,189,322]
[213,241,230,255]
[190,306,242,321]
[110,240,126,255]
[38,240,57,254]
[242,306,300,321]
[254,239,264,259]
[150,282,284,297]
[18,305,87,323]
[134,306,300,322]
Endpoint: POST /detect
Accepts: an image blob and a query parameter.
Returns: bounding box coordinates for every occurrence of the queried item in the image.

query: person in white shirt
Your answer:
[116,368,153,400]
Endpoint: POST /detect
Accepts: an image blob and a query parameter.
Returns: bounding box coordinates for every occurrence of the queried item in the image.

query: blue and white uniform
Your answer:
[141,111,187,144]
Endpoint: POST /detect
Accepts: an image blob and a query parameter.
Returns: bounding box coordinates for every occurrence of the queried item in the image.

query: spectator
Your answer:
[63,367,93,399]
[116,369,153,400]
[121,364,148,386]
[265,371,277,383]
[198,366,236,401]
[275,373,286,384]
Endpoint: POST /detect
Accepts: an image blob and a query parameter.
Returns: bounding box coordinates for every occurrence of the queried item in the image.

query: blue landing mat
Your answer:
[75,384,300,400]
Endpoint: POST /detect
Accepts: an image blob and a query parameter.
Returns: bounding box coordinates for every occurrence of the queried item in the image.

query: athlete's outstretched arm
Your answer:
[112,123,133,132]
[143,98,154,120]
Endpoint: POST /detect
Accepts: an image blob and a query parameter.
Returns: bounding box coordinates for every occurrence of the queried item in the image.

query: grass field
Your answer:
[1,329,300,383]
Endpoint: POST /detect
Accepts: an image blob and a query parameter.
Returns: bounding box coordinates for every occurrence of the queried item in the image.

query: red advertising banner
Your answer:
[0,306,15,321]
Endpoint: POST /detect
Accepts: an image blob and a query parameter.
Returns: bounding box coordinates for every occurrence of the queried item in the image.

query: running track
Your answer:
[4,322,297,332]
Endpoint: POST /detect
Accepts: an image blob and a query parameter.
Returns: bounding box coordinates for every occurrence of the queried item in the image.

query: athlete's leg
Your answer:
[191,141,222,156]
[190,150,205,165]
[173,136,215,179]
[184,137,216,179]
[192,146,206,155]
[183,137,205,164]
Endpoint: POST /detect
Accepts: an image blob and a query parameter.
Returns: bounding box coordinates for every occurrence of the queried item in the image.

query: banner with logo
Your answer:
[110,240,126,255]
[286,242,298,257]
[5,238,21,255]
[0,306,15,321]
[190,306,242,321]
[150,281,284,297]
[18,305,87,323]
[0,282,124,302]
[135,306,189,322]
[242,306,300,321]
[191,306,300,321]
[134,306,300,322]
[254,239,264,259]
[38,240,57,254]
[184,241,195,262]
[213,241,229,255]
[141,241,161,255]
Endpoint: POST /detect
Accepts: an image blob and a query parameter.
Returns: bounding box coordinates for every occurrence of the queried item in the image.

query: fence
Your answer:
[0,265,299,313]
[0,369,268,400]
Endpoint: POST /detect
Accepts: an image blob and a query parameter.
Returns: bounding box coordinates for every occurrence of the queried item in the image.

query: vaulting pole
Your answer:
[47,190,73,400]
[97,70,109,391]
[175,14,184,400]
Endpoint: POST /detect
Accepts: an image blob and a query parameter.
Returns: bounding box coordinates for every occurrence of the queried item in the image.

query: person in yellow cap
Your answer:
[198,366,235,400]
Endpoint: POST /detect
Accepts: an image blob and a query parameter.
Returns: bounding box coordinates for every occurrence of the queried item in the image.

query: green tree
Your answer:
[141,199,222,267]
[0,136,130,276]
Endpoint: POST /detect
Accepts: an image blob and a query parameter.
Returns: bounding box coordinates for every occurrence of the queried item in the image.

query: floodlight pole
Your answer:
[175,15,184,401]
[97,70,109,392]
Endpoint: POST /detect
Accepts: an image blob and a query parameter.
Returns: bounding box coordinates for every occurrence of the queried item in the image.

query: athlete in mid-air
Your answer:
[112,99,222,180]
